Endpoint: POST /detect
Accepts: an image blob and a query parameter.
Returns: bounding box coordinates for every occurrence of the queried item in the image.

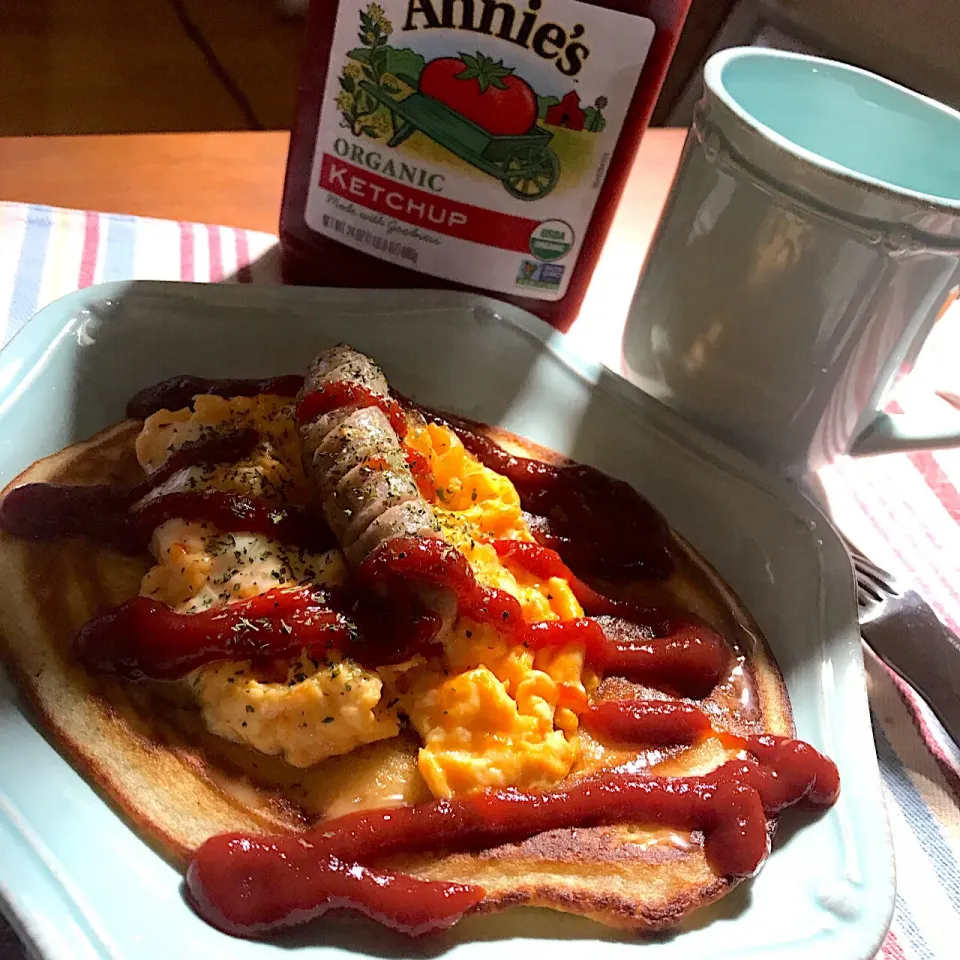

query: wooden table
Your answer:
[0,132,292,234]
[0,129,688,356]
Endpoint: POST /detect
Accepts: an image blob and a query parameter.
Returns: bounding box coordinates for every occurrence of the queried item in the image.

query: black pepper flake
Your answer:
[245,705,255,713]
[322,716,335,724]
[241,721,248,727]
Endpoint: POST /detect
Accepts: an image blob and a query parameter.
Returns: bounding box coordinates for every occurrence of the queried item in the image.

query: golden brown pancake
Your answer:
[0,416,792,931]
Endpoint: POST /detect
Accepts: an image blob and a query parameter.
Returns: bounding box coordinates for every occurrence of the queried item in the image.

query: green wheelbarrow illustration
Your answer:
[358,80,560,201]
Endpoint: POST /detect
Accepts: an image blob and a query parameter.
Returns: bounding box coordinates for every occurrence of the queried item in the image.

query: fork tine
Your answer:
[856,580,884,606]
[837,531,895,583]
[856,562,893,590]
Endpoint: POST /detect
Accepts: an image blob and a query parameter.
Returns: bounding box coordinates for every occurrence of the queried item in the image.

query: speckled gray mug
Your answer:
[622,47,960,477]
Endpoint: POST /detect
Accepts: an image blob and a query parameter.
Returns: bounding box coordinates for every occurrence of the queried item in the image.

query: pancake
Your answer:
[0,410,793,933]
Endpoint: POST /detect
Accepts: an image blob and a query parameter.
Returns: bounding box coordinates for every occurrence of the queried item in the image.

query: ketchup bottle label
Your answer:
[303,0,654,301]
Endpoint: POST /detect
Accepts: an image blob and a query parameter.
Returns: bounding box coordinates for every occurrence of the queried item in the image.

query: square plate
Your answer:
[0,282,894,960]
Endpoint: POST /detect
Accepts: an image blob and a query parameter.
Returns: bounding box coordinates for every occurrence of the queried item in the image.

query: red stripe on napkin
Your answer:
[178,221,195,282]
[845,477,960,618]
[235,230,251,283]
[881,930,907,960]
[875,652,960,802]
[909,449,960,524]
[206,224,223,282]
[78,211,99,288]
[887,401,960,523]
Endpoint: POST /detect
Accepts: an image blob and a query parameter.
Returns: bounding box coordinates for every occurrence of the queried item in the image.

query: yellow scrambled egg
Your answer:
[135,397,399,767]
[395,423,590,797]
[134,402,589,793]
[136,394,308,503]
[190,653,399,768]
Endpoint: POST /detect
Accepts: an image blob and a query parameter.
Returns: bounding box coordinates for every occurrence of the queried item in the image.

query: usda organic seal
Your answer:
[529,220,574,262]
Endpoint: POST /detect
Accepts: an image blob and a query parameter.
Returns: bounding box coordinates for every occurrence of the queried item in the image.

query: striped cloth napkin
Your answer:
[0,201,280,344]
[1,200,959,959]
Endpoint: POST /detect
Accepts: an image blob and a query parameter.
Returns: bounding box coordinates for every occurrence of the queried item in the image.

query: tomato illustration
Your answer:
[419,52,538,137]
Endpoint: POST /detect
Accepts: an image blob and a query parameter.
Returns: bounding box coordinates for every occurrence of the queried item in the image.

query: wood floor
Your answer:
[0,0,306,135]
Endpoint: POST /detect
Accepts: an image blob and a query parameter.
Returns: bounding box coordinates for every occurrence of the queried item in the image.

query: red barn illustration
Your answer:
[545,91,586,131]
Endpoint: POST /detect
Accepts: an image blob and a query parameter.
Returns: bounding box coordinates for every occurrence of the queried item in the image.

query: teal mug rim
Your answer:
[703,47,960,210]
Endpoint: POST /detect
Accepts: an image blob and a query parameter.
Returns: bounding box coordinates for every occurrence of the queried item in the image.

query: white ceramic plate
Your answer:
[0,282,894,960]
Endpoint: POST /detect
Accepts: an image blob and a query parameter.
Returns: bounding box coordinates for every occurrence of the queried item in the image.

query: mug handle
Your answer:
[850,286,960,457]
[851,409,960,456]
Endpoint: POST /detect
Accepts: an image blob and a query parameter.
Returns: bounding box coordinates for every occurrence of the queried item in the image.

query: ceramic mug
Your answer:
[621,47,960,477]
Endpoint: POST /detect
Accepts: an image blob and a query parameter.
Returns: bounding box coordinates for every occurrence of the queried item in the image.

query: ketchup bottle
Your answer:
[280,0,691,332]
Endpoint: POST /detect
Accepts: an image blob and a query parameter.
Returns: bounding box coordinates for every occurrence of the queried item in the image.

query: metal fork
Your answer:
[843,536,960,746]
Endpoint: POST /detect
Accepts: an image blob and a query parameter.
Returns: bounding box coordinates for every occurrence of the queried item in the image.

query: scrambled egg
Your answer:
[190,653,399,768]
[135,397,400,767]
[134,402,589,791]
[136,394,308,503]
[396,423,590,797]
[139,521,346,612]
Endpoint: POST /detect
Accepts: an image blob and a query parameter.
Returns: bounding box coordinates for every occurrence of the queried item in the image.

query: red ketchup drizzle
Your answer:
[582,699,712,746]
[352,535,520,666]
[575,700,840,812]
[494,540,730,698]
[722,734,841,812]
[360,536,523,629]
[523,619,728,701]
[0,430,260,552]
[494,538,662,619]
[133,491,336,553]
[187,850,482,938]
[75,586,352,681]
[297,382,408,439]
[186,734,839,938]
[358,538,727,697]
[404,448,435,501]
[126,374,304,419]
[406,401,673,580]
